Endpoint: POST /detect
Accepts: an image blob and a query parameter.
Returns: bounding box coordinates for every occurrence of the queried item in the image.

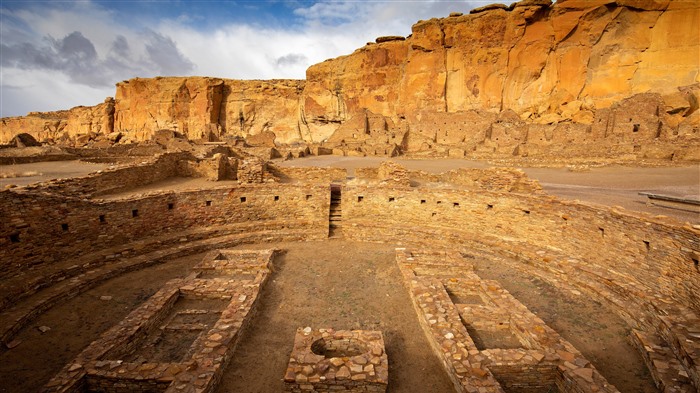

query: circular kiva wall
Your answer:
[340,184,700,388]
[1,182,698,386]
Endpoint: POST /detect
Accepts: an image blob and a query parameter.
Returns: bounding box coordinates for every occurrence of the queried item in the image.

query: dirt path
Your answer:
[216,240,456,393]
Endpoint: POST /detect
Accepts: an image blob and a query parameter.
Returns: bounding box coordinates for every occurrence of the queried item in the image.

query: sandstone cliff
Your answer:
[304,0,698,121]
[301,0,699,159]
[114,77,305,144]
[0,98,114,145]
[1,0,698,162]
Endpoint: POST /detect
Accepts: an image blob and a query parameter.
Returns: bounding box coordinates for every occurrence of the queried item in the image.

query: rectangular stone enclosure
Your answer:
[284,328,388,393]
[42,249,275,393]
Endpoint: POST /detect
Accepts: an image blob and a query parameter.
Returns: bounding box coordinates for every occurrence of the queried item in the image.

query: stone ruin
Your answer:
[0,151,698,393]
[1,1,698,391]
[396,249,617,393]
[284,328,388,393]
[43,249,275,393]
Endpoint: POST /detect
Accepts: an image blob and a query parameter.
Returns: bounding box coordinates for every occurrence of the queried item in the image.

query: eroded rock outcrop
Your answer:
[1,0,698,162]
[113,77,306,144]
[1,98,114,145]
[301,0,699,160]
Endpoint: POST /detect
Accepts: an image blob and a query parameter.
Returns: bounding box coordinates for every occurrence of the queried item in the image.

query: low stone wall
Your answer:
[396,249,618,393]
[0,183,329,281]
[238,157,266,183]
[177,153,232,181]
[283,328,388,393]
[42,249,275,393]
[19,152,189,197]
[435,167,542,193]
[355,164,542,193]
[342,185,699,315]
[270,165,348,184]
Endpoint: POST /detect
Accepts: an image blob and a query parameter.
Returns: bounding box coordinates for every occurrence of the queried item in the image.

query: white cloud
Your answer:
[1,0,481,117]
[1,67,113,116]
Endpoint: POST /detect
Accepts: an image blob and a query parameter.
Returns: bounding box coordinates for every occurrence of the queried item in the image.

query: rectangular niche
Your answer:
[463,322,526,351]
[489,364,560,393]
[105,293,228,364]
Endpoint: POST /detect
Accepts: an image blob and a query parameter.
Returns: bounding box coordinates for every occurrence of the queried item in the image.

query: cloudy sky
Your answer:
[0,0,486,118]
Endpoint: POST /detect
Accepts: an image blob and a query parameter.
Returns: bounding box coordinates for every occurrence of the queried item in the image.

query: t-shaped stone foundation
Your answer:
[284,328,388,392]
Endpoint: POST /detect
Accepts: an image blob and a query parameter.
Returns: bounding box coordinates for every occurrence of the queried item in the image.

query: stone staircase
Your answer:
[329,184,342,238]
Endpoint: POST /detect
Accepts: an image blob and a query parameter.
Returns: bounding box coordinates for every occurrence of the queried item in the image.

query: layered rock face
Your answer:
[0,98,114,145]
[1,0,698,161]
[302,0,699,159]
[114,77,305,144]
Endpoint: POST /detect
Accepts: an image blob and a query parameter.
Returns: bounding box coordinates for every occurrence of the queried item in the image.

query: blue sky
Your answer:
[1,0,484,117]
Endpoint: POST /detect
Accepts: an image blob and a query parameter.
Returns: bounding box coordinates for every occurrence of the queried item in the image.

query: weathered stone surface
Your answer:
[0,98,114,145]
[301,1,699,159]
[8,133,41,147]
[283,328,388,392]
[1,1,698,161]
[112,77,305,145]
[42,249,276,393]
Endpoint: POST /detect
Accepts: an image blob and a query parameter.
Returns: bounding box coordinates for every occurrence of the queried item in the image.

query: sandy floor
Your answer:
[216,240,455,393]
[0,160,110,187]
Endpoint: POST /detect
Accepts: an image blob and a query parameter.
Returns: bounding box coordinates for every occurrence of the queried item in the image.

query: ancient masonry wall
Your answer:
[269,165,348,184]
[43,249,275,393]
[23,152,189,198]
[177,153,231,181]
[283,328,389,393]
[2,171,698,389]
[0,183,329,283]
[354,166,543,193]
[341,185,700,389]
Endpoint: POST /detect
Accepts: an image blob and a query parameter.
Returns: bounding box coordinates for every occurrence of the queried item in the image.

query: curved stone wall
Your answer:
[1,184,328,277]
[0,183,329,322]
[1,178,698,390]
[342,186,699,312]
[340,185,700,387]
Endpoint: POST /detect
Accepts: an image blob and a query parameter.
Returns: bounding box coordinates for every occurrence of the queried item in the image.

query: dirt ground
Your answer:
[0,160,110,187]
[216,240,455,393]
